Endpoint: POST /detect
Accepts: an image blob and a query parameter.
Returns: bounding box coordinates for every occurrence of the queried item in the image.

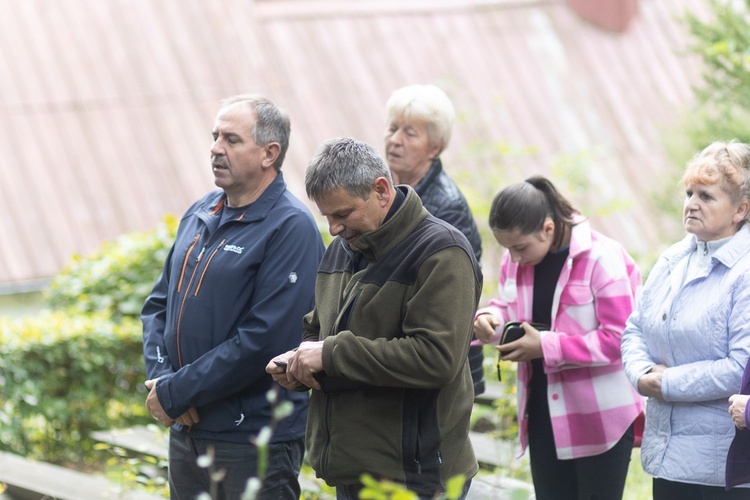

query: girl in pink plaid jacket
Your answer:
[474,176,643,500]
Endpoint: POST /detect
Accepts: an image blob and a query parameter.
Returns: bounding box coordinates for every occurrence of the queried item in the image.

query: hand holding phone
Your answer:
[497,322,548,353]
[274,360,288,371]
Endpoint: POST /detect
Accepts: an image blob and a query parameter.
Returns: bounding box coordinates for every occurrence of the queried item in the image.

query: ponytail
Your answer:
[489,175,577,249]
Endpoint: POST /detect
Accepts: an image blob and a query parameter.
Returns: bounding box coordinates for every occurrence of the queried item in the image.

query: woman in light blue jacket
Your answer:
[622,141,750,499]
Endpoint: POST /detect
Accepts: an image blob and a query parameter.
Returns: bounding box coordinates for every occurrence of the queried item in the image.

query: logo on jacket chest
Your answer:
[223,244,244,254]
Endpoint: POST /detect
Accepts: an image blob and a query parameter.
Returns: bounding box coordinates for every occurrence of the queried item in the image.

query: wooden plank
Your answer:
[474,382,507,407]
[92,425,324,493]
[0,451,163,500]
[91,425,169,459]
[92,425,531,495]
[467,473,534,499]
[469,431,516,468]
[99,425,519,470]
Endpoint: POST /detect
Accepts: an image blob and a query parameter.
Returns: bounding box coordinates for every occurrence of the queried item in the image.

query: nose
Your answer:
[684,194,699,211]
[327,218,344,237]
[386,128,402,145]
[509,250,522,263]
[211,138,224,157]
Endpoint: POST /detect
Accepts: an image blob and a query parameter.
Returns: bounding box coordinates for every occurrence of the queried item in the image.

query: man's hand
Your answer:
[145,379,175,427]
[176,407,200,427]
[496,322,543,362]
[729,394,750,429]
[288,341,325,391]
[266,350,307,391]
[473,313,500,344]
[637,364,666,400]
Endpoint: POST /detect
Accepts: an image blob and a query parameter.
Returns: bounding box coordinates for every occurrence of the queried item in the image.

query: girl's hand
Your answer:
[496,322,543,362]
[474,313,500,343]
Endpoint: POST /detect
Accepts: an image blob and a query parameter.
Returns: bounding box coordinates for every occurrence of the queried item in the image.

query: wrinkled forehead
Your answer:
[214,102,255,129]
[314,187,368,215]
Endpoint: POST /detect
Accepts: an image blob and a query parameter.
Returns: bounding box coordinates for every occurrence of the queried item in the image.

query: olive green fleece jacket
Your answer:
[302,186,482,494]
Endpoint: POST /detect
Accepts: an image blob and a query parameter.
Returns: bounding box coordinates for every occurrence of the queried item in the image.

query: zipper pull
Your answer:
[196,246,206,263]
[703,241,708,256]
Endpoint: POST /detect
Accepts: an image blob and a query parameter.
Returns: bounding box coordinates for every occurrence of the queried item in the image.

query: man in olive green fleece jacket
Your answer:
[267,137,482,499]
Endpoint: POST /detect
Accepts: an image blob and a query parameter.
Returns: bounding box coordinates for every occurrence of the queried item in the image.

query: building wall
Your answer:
[0,291,44,319]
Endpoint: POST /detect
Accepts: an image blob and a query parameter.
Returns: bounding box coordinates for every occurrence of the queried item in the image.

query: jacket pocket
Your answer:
[559,283,594,305]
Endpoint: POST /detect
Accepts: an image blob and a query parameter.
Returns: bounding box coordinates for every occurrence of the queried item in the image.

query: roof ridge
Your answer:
[255,0,561,20]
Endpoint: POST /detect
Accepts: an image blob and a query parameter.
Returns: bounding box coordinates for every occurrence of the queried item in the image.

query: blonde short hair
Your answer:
[681,140,750,203]
[385,84,455,155]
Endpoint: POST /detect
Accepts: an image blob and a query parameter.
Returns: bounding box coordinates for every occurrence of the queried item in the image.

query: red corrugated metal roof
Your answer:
[0,0,708,290]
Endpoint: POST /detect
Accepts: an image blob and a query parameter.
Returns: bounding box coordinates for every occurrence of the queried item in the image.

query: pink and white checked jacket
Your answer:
[476,217,644,460]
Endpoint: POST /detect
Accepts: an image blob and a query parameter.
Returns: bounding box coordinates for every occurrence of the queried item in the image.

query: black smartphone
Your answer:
[274,360,288,370]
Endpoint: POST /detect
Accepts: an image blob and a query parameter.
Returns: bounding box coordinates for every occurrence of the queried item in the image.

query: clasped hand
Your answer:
[144,379,199,427]
[637,364,665,400]
[266,341,324,391]
[729,394,749,429]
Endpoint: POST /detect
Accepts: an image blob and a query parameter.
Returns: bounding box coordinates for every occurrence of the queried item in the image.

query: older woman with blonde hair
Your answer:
[384,84,485,395]
[622,140,750,498]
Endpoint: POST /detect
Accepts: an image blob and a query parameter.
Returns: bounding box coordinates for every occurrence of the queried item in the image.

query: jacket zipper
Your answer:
[175,240,207,367]
[194,239,226,296]
[321,394,332,478]
[177,234,201,293]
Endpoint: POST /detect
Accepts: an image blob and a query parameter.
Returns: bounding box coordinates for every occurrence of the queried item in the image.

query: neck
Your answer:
[550,225,572,252]
[398,160,433,187]
[225,171,277,207]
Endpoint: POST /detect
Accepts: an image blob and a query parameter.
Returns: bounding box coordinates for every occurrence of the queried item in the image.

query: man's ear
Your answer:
[261,143,281,169]
[373,177,391,207]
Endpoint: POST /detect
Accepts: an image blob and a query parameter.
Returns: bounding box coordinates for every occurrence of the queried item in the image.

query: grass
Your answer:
[624,448,651,500]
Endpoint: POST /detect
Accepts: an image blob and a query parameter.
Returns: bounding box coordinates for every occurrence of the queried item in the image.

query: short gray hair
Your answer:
[305,138,393,201]
[385,84,455,155]
[219,94,290,171]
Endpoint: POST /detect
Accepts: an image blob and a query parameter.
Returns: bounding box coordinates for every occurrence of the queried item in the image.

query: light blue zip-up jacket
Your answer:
[621,225,750,487]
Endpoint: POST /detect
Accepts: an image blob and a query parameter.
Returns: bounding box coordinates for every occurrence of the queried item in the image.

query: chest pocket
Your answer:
[499,278,518,303]
[559,283,596,330]
[560,283,593,304]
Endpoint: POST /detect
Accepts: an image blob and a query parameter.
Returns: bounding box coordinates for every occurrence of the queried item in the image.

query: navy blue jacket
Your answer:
[142,173,325,443]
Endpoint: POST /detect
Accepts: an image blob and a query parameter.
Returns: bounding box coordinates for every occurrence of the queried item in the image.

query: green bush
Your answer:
[0,217,179,465]
[0,311,150,465]
[46,215,178,322]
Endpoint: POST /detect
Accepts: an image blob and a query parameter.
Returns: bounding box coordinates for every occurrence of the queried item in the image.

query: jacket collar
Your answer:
[662,224,750,270]
[413,158,442,195]
[351,185,427,262]
[567,215,592,259]
[203,172,287,223]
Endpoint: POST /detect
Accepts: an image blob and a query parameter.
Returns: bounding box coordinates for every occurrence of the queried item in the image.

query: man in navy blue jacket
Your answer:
[142,94,325,499]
